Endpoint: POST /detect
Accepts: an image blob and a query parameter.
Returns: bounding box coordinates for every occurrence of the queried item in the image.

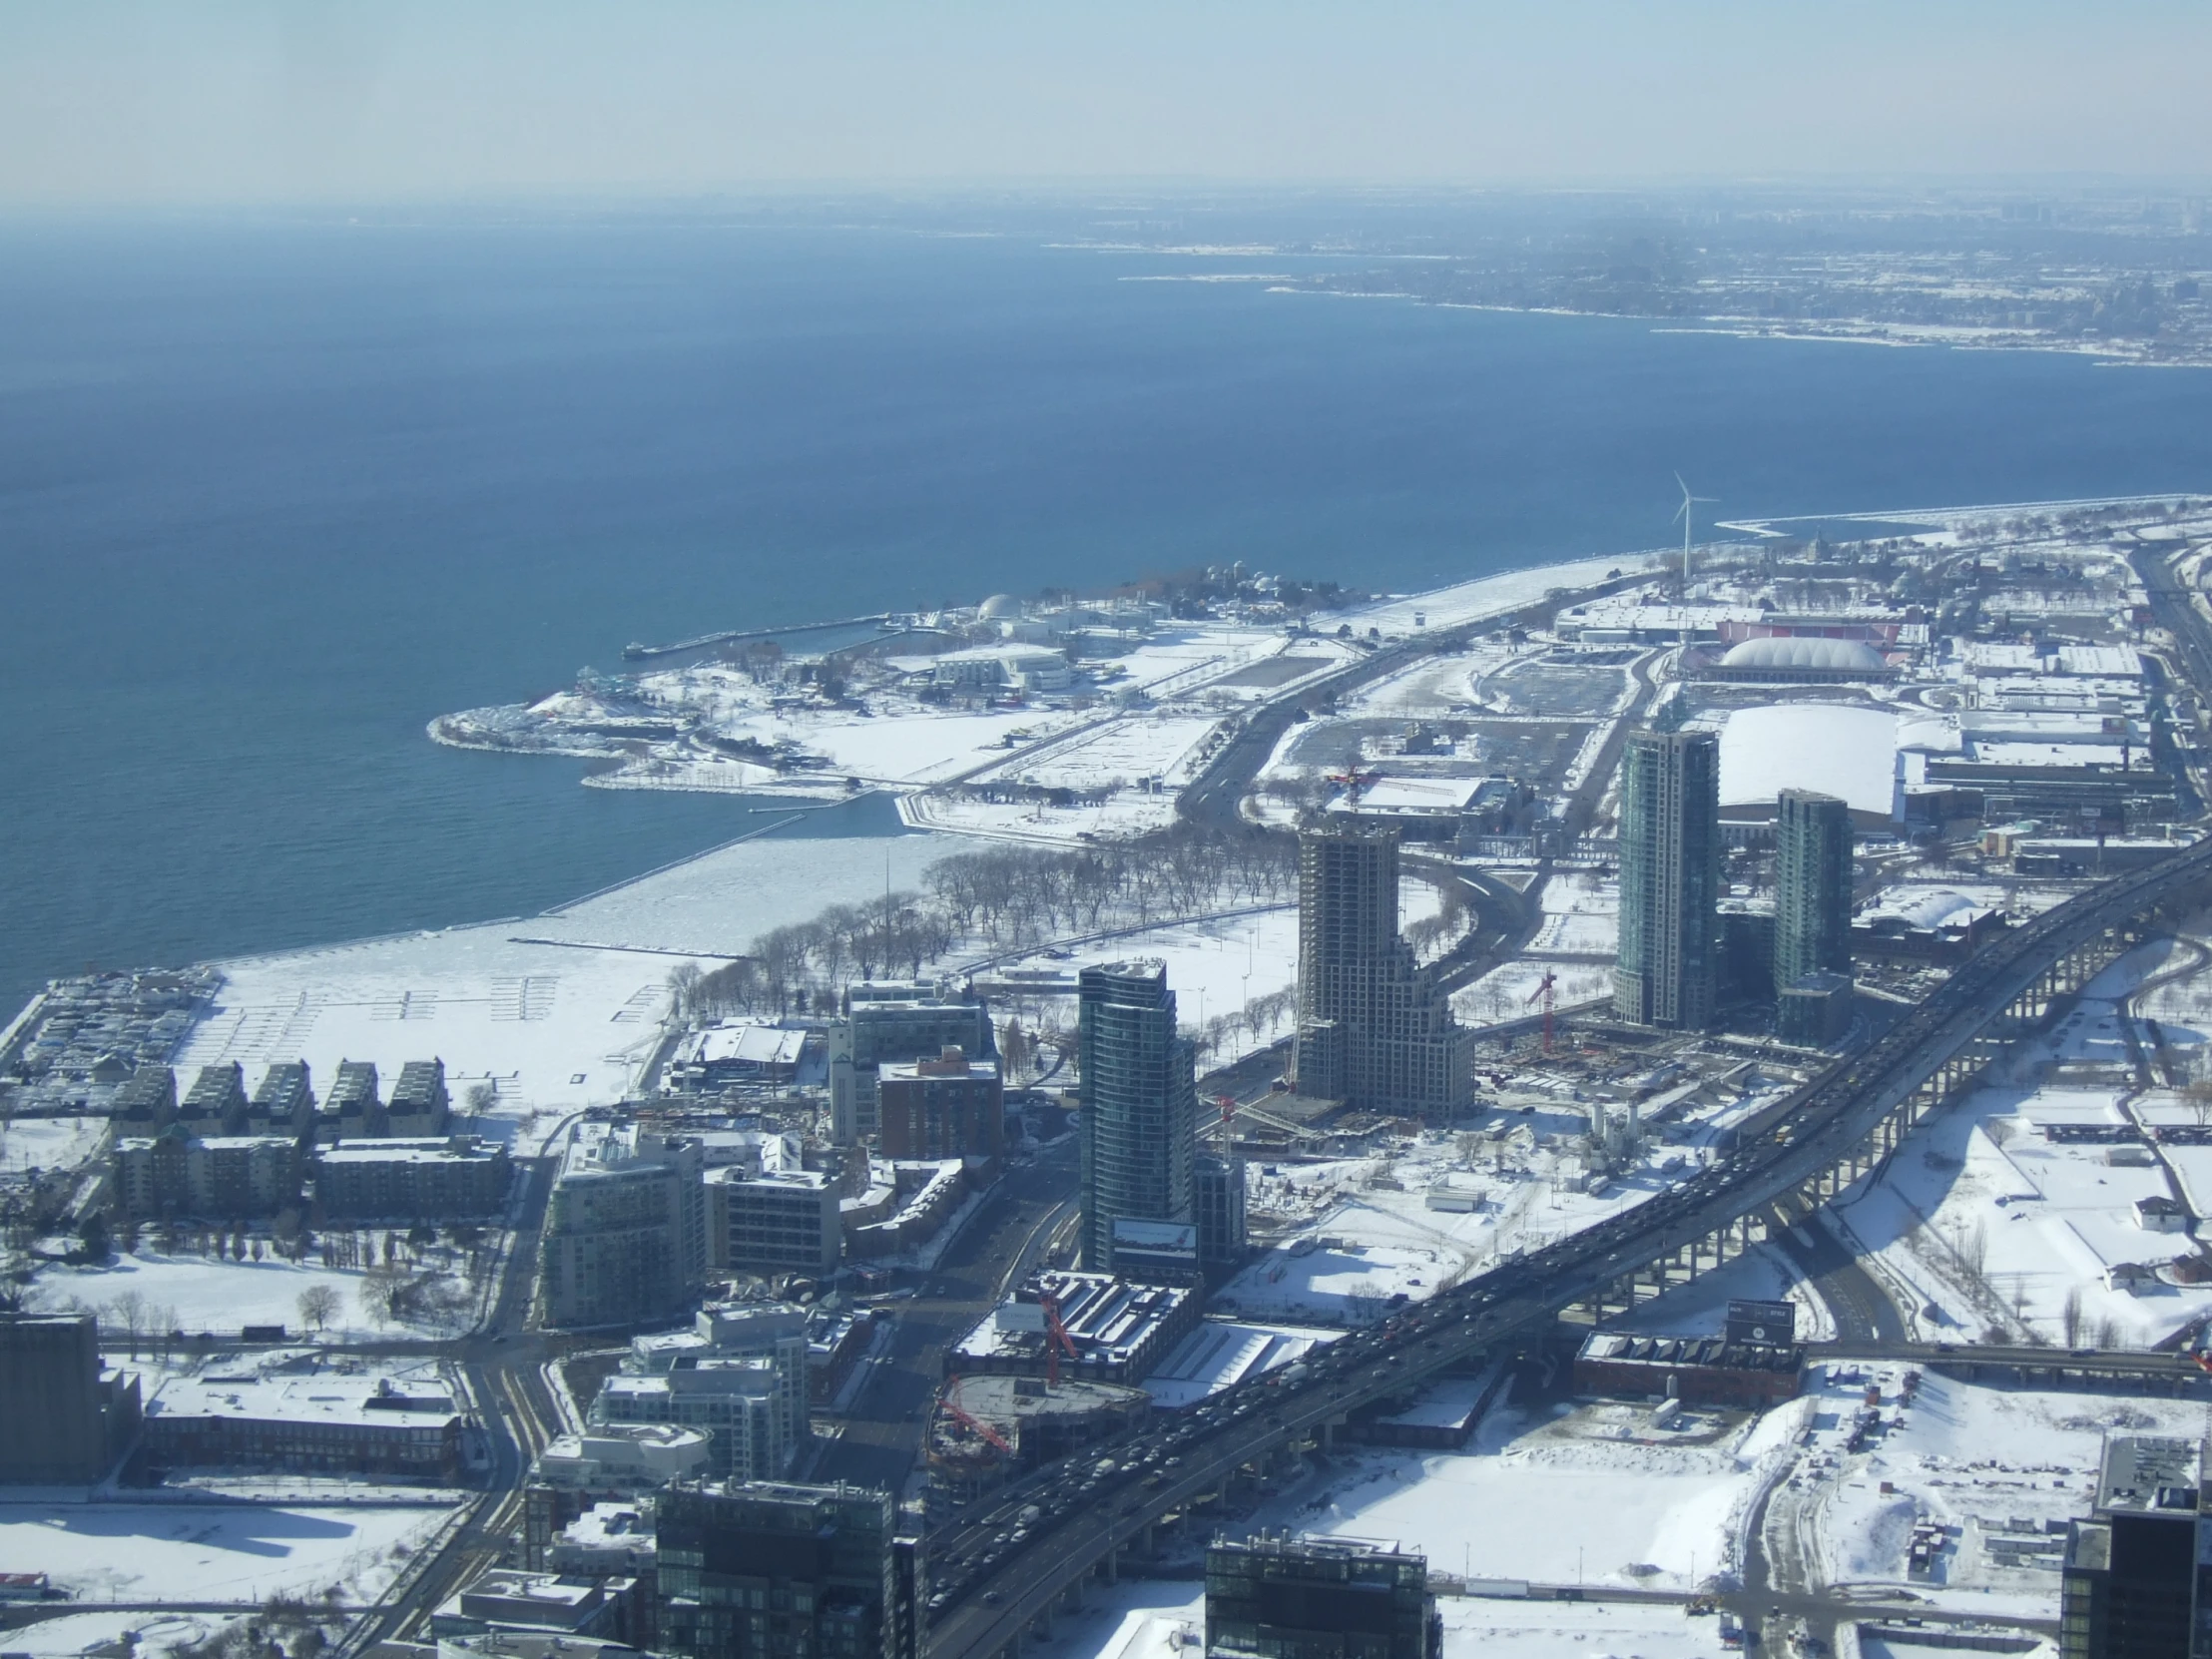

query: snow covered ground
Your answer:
[529,826,961,956]
[1764,1362,2198,1617]
[167,829,962,1117]
[1332,648,1514,721]
[1,1612,233,1659]
[1047,1580,1204,1659]
[1453,959,1614,1029]
[31,1250,392,1338]
[902,790,1181,844]
[173,926,678,1118]
[1346,553,1664,639]
[1219,1231,1456,1327]
[1047,1576,1719,1659]
[1430,1597,1722,1659]
[0,1116,109,1175]
[967,714,1226,793]
[0,1499,453,1604]
[1254,1392,1800,1592]
[1230,1128,1687,1325]
[1527,871,1620,959]
[1828,939,2212,1347]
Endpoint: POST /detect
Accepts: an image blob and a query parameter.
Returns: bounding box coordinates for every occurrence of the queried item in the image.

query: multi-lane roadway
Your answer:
[925,830,2212,1659]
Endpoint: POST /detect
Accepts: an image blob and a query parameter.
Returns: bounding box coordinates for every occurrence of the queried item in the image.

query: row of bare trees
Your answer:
[669,825,1299,1019]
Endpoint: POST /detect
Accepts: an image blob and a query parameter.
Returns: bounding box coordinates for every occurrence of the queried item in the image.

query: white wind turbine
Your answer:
[1674,472,1718,594]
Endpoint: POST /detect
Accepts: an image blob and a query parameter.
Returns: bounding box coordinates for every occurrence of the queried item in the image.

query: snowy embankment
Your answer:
[1828,936,2212,1348]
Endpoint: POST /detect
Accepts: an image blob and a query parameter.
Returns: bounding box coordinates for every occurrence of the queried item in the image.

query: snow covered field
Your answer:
[168,829,963,1116]
[1257,1393,1800,1591]
[902,790,1181,844]
[0,1499,452,1604]
[969,714,1226,794]
[0,1612,215,1659]
[32,1250,385,1337]
[1527,871,1619,959]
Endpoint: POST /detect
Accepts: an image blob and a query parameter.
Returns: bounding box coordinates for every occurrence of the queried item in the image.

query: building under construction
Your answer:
[926,1374,1151,1506]
[950,1270,1200,1385]
[1292,823,1474,1116]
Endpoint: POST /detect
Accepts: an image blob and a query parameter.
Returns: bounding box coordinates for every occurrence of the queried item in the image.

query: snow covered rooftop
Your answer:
[148,1368,459,1428]
[1719,636,1887,672]
[1143,1320,1337,1410]
[1334,777,1486,816]
[1718,703,1898,821]
[685,1023,809,1067]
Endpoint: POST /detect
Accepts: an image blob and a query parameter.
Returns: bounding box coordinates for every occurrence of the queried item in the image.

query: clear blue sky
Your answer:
[4,1,2209,203]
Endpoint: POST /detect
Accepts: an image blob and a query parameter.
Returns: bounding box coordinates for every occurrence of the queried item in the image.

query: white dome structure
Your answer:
[1719,704,1900,823]
[978,594,1023,620]
[1718,636,1887,673]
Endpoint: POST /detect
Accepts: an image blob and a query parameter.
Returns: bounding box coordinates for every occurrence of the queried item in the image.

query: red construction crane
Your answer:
[1525,968,1558,1056]
[939,1376,1013,1455]
[1215,1093,1238,1144]
[1327,768,1380,806]
[1040,1291,1080,1387]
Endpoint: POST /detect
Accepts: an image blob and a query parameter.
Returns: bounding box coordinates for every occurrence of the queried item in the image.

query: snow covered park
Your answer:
[31,1250,393,1338]
[0,1498,452,1605]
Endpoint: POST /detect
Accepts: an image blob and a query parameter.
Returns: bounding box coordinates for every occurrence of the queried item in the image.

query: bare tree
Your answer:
[297,1285,340,1334]
[666,961,704,1023]
[2062,1285,2087,1347]
[107,1289,146,1358]
[1956,1220,1989,1279]
[358,1266,402,1329]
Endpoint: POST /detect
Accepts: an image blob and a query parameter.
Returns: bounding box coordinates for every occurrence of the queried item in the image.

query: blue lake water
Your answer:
[3,211,2211,1011]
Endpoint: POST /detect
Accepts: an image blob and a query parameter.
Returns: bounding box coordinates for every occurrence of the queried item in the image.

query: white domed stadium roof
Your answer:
[978,594,1023,620]
[1719,703,1900,821]
[1719,635,1887,672]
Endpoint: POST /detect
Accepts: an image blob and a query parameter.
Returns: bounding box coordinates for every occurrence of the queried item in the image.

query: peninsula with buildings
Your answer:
[9,494,2212,1659]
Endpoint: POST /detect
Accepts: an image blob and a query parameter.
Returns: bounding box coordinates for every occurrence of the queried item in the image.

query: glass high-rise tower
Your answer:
[1615,729,1722,1029]
[1077,959,1198,1274]
[1775,788,1854,989]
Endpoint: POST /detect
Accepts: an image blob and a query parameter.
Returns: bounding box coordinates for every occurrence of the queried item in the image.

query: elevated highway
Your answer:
[927,832,2212,1659]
